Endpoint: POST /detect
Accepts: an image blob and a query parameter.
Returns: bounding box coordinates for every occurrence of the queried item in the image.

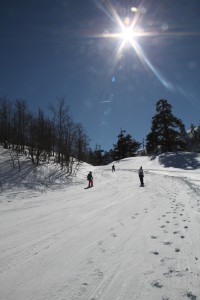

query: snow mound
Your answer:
[0,146,92,201]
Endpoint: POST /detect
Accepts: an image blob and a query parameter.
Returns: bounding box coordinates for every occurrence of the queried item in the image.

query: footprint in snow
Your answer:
[163,268,184,278]
[175,248,180,252]
[111,233,117,238]
[163,241,173,246]
[79,283,89,295]
[185,291,197,300]
[93,269,104,278]
[151,235,158,239]
[150,279,163,288]
[160,257,175,265]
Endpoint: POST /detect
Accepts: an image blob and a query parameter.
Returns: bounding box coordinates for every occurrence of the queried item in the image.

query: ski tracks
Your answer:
[42,172,200,300]
[1,163,200,300]
[137,174,200,300]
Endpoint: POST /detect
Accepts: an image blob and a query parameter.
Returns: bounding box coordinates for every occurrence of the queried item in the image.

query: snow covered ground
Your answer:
[0,146,200,300]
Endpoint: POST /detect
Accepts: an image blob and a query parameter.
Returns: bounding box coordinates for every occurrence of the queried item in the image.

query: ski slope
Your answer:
[0,147,200,300]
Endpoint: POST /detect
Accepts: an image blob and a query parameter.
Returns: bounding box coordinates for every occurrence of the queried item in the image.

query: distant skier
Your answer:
[138,166,144,186]
[112,165,115,172]
[87,171,93,188]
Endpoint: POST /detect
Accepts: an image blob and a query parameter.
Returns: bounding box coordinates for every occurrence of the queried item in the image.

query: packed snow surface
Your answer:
[0,147,200,300]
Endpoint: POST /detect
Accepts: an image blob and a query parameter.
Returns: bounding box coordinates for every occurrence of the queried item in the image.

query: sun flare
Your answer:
[120,26,135,43]
[91,1,199,92]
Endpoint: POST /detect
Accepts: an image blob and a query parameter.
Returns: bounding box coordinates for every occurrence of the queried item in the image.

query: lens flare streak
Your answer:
[91,1,200,91]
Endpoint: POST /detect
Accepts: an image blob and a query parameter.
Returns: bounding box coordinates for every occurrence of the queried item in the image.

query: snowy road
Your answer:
[0,155,200,300]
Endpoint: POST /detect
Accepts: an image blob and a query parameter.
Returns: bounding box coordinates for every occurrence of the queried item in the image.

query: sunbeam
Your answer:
[130,40,174,91]
[92,1,200,92]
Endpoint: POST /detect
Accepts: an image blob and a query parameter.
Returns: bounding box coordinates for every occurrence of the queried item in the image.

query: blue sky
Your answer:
[0,0,200,150]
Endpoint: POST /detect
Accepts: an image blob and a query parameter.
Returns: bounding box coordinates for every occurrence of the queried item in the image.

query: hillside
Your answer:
[0,146,90,202]
[0,147,200,300]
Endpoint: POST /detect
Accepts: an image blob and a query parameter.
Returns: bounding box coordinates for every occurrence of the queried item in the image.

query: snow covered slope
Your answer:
[0,147,200,300]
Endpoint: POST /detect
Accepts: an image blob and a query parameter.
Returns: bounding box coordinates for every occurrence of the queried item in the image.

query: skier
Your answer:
[138,166,144,186]
[87,171,93,188]
[112,165,115,172]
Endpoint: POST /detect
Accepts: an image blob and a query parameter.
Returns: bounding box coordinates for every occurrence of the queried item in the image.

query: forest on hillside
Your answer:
[0,96,200,169]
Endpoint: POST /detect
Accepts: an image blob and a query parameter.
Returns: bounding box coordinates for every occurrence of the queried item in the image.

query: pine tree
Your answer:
[93,144,105,166]
[113,129,141,160]
[146,99,186,154]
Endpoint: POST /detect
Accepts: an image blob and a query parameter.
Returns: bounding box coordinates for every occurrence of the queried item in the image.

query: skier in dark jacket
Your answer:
[87,171,93,188]
[138,166,144,186]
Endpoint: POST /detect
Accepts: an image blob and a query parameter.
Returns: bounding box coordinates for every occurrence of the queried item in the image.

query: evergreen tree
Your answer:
[146,99,186,154]
[92,144,105,166]
[103,149,115,165]
[113,129,141,160]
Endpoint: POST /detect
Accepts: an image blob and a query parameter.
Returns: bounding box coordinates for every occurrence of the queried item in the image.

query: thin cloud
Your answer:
[99,100,112,104]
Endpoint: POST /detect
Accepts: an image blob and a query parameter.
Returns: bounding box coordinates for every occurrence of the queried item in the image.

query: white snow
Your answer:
[0,146,200,300]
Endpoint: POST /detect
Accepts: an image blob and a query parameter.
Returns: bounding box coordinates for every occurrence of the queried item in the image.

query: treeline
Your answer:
[1,96,199,169]
[0,96,90,172]
[0,95,143,167]
[88,129,141,166]
[88,99,199,165]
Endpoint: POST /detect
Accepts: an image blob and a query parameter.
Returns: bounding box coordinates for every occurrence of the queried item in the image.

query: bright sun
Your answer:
[118,24,138,50]
[120,26,134,43]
